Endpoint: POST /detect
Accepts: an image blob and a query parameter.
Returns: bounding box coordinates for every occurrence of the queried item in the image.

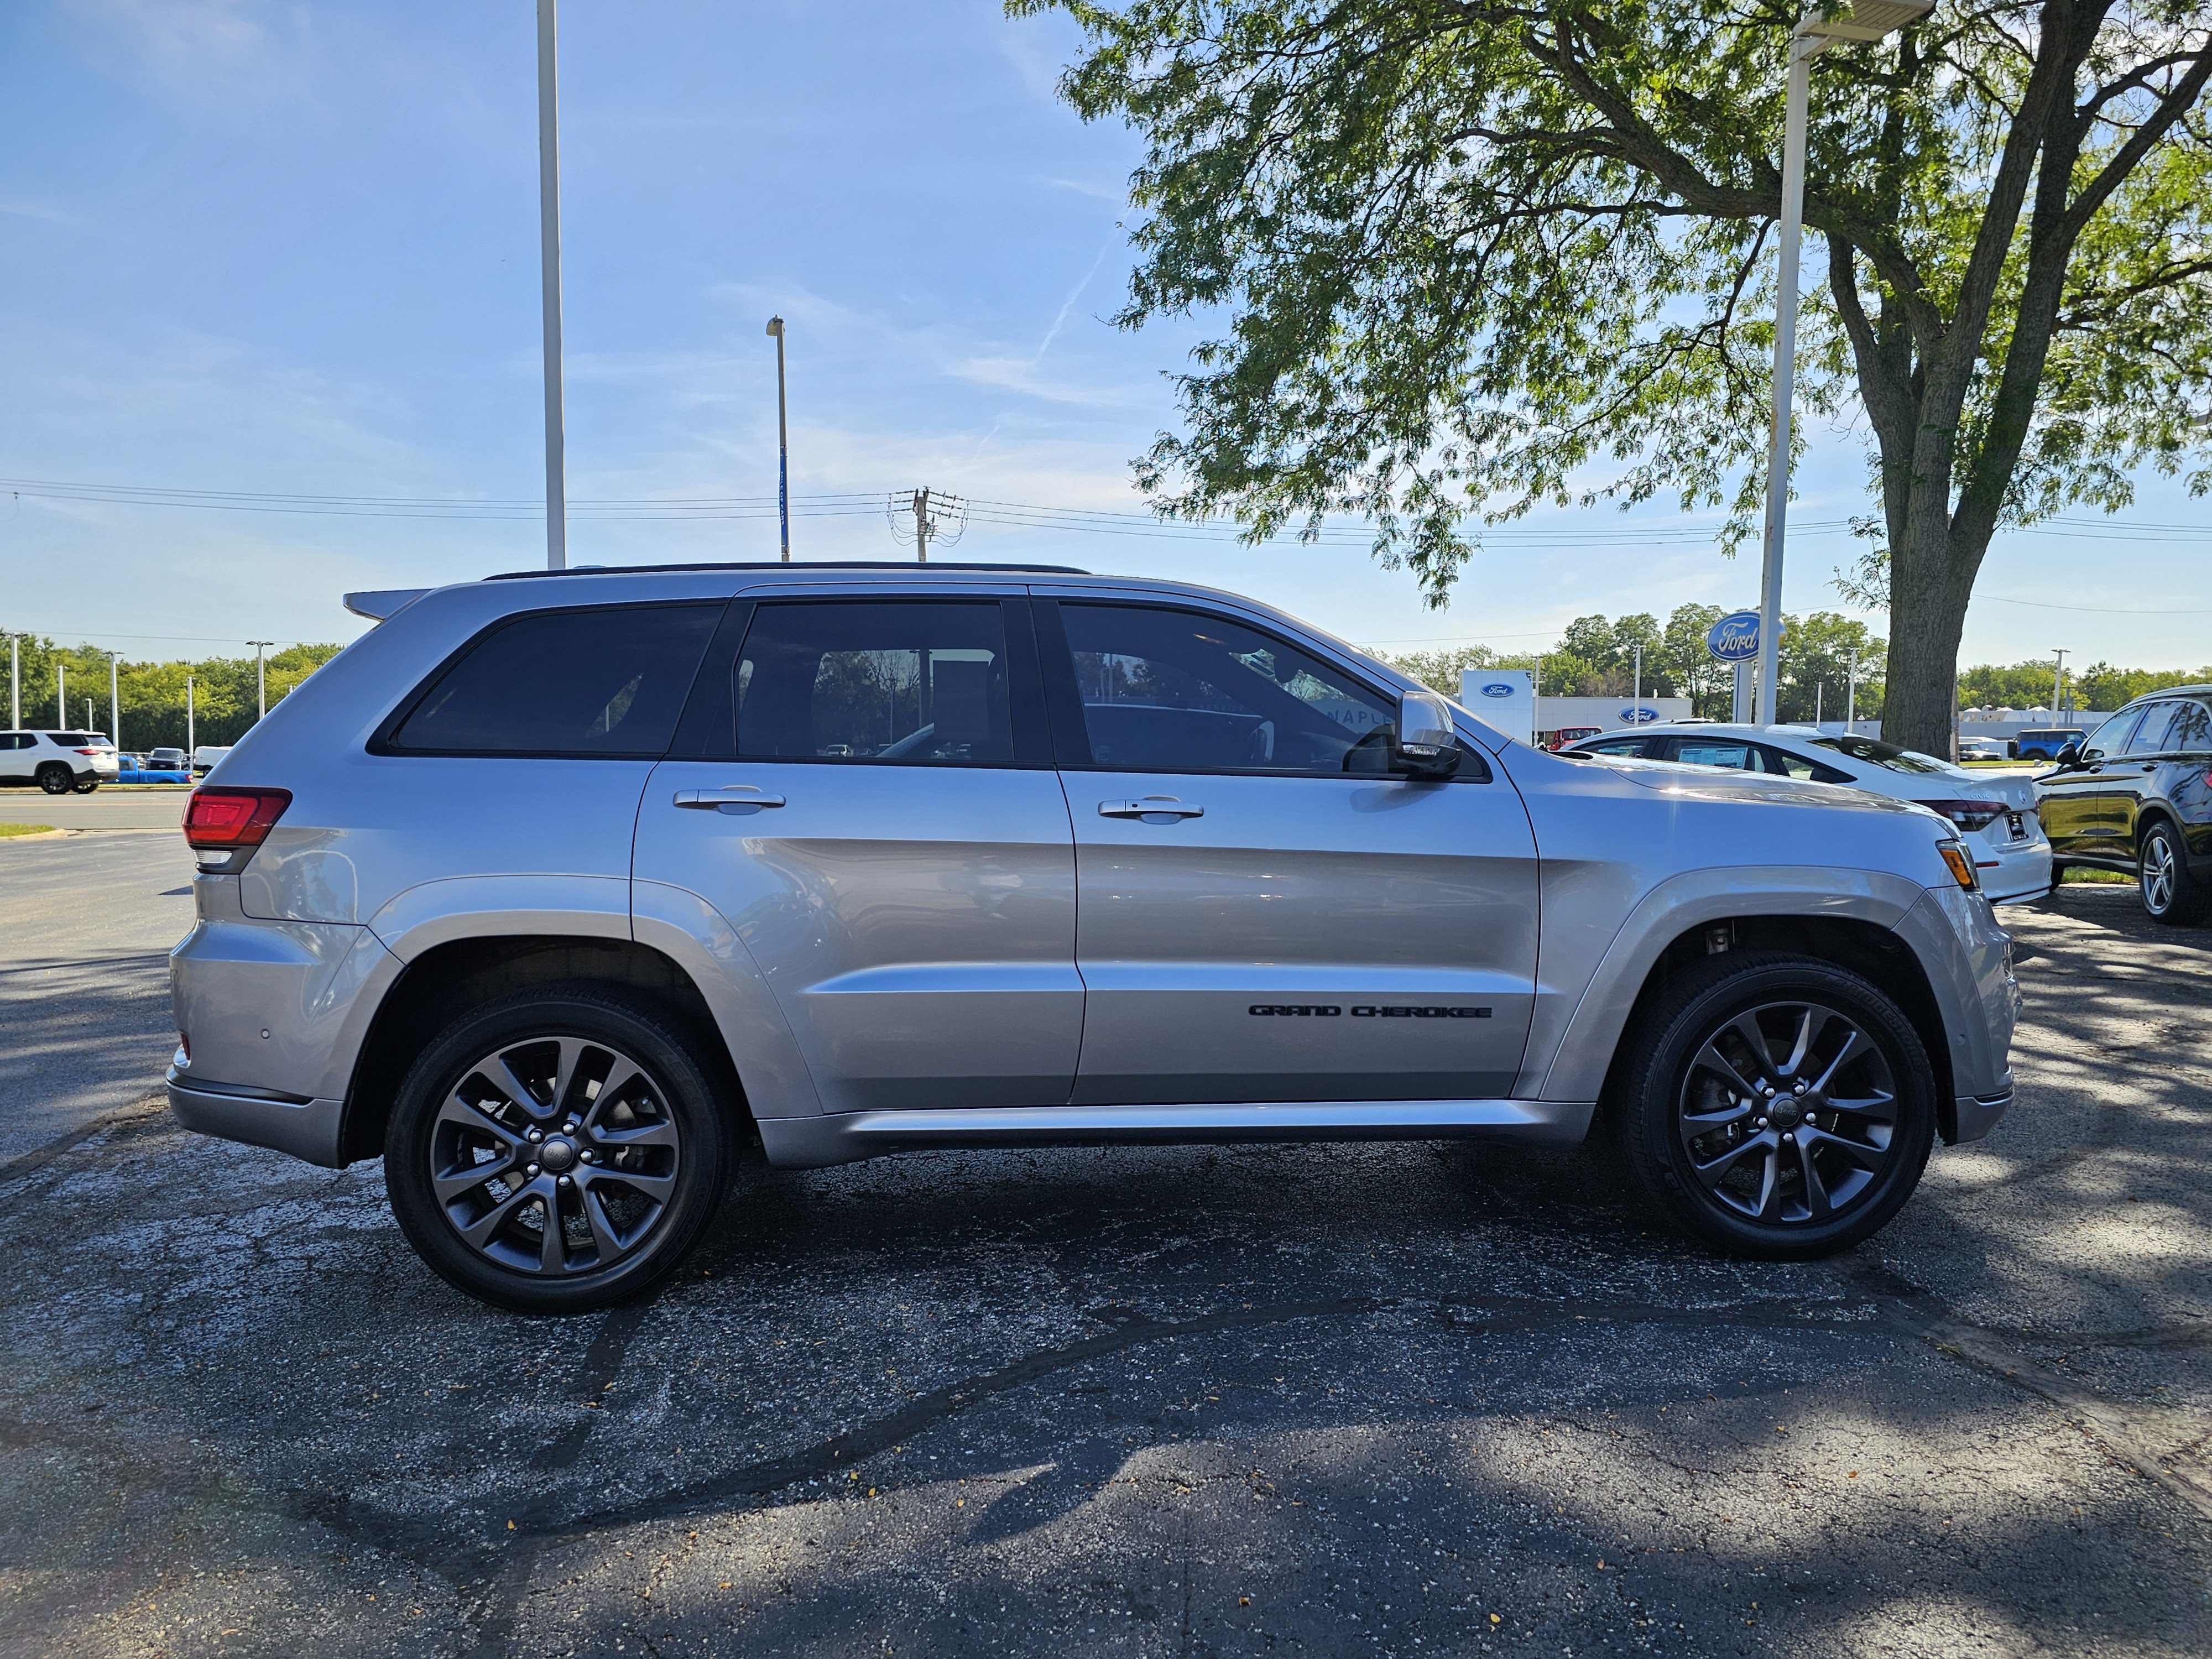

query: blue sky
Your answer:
[1,0,2204,670]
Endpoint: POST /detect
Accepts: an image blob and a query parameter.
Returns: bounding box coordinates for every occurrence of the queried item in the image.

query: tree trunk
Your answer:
[1882,513,1983,756]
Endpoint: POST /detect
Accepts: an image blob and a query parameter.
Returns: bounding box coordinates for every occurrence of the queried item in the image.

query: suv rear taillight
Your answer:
[1919,799,2007,832]
[184,787,292,852]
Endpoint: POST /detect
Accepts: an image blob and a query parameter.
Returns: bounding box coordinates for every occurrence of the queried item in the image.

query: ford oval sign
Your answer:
[1619,706,1659,724]
[1478,681,1515,699]
[1706,611,1762,662]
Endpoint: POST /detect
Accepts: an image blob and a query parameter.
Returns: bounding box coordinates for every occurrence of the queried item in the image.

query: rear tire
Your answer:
[2139,820,2209,926]
[1610,953,1937,1260]
[385,985,731,1313]
[36,765,71,796]
[71,776,97,794]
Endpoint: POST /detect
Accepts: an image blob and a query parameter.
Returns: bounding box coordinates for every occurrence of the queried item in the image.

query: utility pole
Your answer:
[2051,648,2069,718]
[108,652,120,749]
[248,641,274,721]
[536,0,567,571]
[912,488,930,562]
[187,674,195,758]
[1753,1,1933,727]
[766,316,790,560]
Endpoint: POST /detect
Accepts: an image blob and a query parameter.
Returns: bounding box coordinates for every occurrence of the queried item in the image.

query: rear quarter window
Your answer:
[382,603,722,757]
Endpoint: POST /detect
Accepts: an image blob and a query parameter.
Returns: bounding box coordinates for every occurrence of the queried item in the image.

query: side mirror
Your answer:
[2052,742,2082,767]
[1393,688,1462,780]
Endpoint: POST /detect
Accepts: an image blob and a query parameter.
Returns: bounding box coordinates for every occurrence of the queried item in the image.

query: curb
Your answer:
[0,827,69,842]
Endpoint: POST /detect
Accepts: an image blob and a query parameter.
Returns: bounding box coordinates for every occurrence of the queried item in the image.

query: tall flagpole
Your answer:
[536,0,567,570]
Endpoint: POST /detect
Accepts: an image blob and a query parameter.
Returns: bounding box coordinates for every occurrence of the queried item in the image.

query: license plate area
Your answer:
[2007,811,2026,840]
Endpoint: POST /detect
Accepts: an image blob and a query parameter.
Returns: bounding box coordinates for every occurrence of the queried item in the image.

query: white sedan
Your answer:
[1562,723,2053,904]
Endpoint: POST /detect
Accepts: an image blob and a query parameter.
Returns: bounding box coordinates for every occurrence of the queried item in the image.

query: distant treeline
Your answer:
[2,631,345,750]
[1378,607,2210,723]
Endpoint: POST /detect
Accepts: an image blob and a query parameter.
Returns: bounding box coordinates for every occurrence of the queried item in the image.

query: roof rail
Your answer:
[483,560,1089,581]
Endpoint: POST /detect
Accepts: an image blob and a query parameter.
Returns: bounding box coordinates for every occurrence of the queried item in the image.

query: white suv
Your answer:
[0,731,118,794]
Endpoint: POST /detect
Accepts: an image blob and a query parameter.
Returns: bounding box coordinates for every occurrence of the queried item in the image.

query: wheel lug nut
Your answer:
[579,1149,595,1164]
[1755,1118,1768,1129]
[525,1164,540,1178]
[557,1175,572,1187]
[528,1129,543,1143]
[1782,1133,1795,1143]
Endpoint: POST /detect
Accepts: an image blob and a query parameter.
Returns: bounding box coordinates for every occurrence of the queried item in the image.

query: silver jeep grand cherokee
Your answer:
[168,563,2017,1312]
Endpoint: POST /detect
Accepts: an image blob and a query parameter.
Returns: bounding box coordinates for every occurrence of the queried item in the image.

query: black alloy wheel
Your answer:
[387,986,729,1312]
[2139,820,2209,926]
[36,764,71,795]
[1612,953,1936,1259]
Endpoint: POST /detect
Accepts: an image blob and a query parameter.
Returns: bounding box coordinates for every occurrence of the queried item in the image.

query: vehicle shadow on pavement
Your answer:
[0,889,2206,1656]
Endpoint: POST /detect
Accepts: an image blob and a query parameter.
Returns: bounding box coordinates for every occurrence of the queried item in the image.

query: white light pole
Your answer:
[1632,643,1643,708]
[108,651,121,749]
[187,674,195,758]
[2050,647,2069,716]
[766,317,791,561]
[537,0,567,571]
[56,664,64,730]
[7,634,17,731]
[1754,0,1932,726]
[248,641,274,721]
[1845,649,1858,733]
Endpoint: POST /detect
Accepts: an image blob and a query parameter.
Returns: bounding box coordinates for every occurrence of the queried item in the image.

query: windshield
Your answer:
[1808,734,1949,774]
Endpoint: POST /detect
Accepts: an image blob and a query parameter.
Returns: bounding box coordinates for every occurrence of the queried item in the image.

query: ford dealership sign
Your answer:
[1619,706,1660,724]
[1706,611,1764,662]
[1477,681,1516,699]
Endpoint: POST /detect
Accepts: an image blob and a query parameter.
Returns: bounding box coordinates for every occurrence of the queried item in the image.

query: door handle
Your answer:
[674,786,786,813]
[1099,796,1203,821]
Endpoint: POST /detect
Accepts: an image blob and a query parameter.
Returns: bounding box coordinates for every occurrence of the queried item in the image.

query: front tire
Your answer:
[386,986,730,1313]
[2139,820,2208,926]
[1611,953,1937,1260]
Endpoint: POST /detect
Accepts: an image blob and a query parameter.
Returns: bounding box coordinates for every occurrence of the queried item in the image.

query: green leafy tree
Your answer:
[2075,659,2212,711]
[1958,658,2072,709]
[0,630,341,750]
[1775,610,1884,723]
[1021,1,2212,755]
[1658,603,1730,716]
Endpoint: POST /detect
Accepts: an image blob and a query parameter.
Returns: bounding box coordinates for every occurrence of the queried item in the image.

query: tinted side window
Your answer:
[1582,738,1650,758]
[2122,702,2182,755]
[1759,745,1851,783]
[735,602,1014,763]
[2083,709,2141,759]
[388,603,720,756]
[1055,602,1395,774]
[2167,700,2212,753]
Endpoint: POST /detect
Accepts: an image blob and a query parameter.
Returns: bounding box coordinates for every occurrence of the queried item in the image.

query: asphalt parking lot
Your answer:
[0,831,2206,1657]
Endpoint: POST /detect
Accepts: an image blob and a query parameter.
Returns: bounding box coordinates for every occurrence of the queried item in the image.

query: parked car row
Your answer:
[1561,724,2052,904]
[0,733,241,793]
[1560,692,2212,925]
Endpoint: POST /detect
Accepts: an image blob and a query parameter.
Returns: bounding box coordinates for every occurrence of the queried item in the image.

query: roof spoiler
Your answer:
[343,588,428,622]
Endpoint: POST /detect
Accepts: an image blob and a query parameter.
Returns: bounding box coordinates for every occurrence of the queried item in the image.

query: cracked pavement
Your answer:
[0,841,2206,1657]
